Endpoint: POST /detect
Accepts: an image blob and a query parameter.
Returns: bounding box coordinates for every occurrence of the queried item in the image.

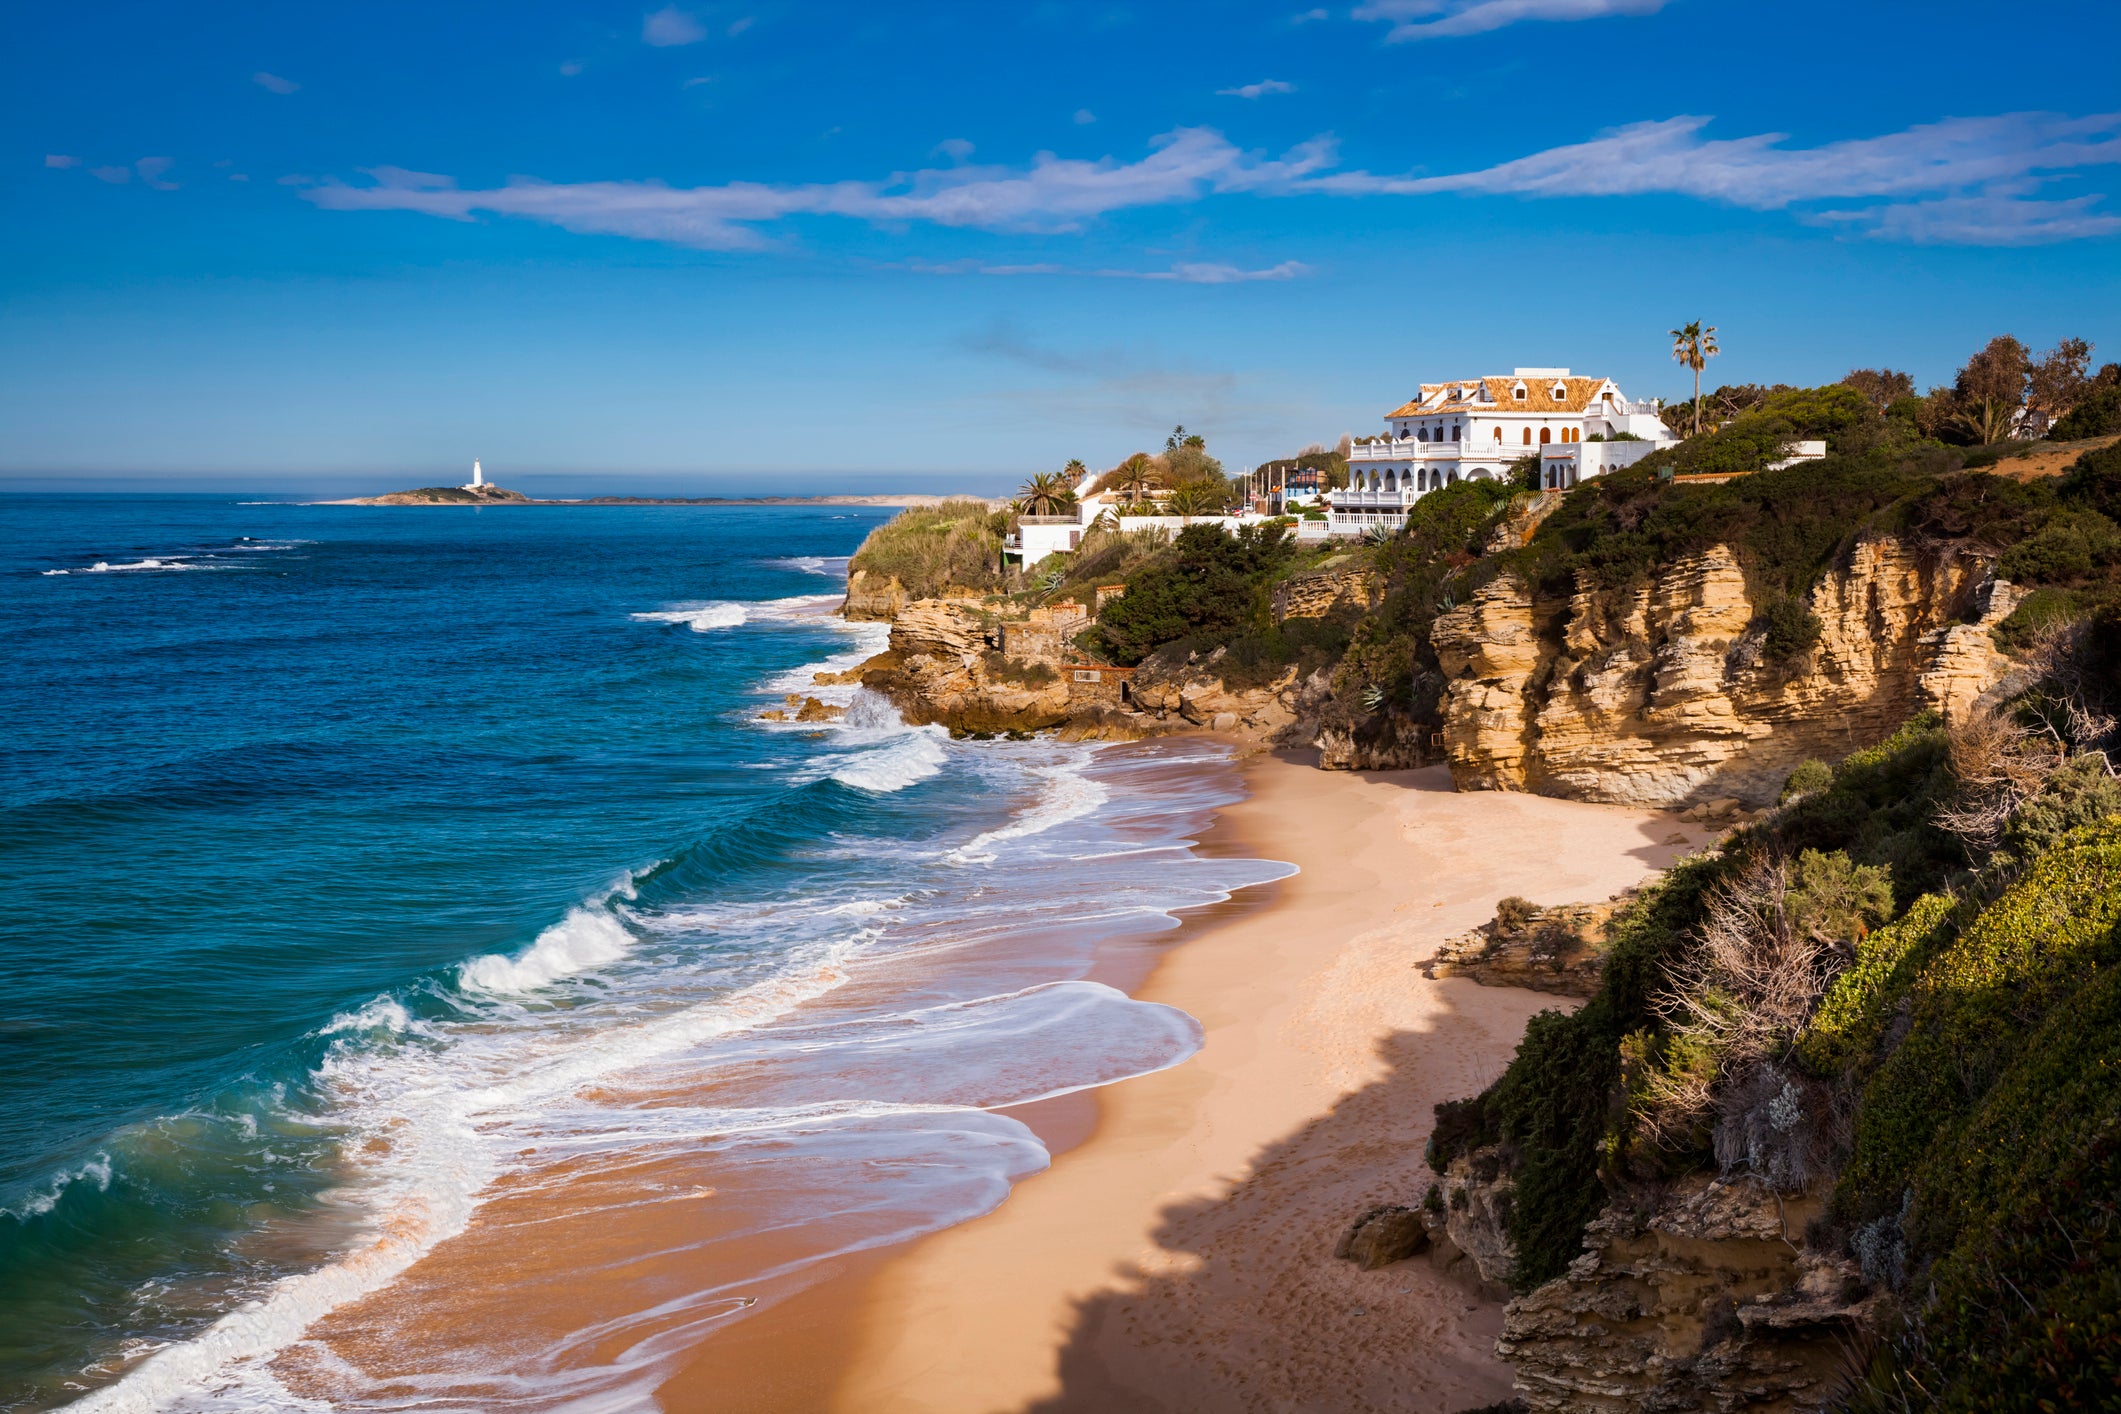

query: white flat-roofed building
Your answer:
[1332,368,1677,532]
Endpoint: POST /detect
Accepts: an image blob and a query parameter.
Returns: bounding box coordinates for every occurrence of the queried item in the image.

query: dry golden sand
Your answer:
[663,754,1714,1414]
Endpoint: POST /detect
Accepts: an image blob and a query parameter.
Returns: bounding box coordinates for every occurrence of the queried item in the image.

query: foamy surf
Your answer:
[631,603,748,631]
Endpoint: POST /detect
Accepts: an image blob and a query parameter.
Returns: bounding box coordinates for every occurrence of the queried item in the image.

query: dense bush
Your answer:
[1091,523,1296,665]
[847,499,1010,598]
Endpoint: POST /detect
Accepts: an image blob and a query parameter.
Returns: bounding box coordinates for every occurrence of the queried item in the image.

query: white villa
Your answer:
[1331,368,1677,532]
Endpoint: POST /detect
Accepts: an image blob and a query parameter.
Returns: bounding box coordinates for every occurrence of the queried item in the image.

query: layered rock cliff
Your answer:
[1431,539,2018,806]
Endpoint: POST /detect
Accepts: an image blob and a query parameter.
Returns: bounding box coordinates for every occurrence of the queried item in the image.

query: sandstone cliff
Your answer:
[1497,1176,1877,1414]
[1431,539,2019,806]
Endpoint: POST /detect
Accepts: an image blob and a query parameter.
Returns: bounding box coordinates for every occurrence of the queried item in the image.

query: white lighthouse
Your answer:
[463,459,486,491]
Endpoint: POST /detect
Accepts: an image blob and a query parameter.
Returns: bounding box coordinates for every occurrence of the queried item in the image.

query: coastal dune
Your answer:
[681,755,1711,1413]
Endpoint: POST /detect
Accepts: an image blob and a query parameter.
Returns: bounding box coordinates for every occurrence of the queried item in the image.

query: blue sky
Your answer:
[6,0,2120,493]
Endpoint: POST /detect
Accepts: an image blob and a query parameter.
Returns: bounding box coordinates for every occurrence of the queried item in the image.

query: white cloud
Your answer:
[642,6,707,46]
[302,113,2121,251]
[90,166,131,184]
[1292,8,1330,21]
[727,16,754,35]
[683,74,714,87]
[252,71,299,94]
[935,138,976,162]
[135,156,178,190]
[304,128,1336,248]
[1353,0,1674,40]
[45,154,79,168]
[1304,112,2121,242]
[1811,193,2121,246]
[1218,79,1296,99]
[1073,109,1097,125]
[560,60,585,76]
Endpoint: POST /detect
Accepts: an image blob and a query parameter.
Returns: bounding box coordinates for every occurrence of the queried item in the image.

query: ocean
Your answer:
[0,496,1287,1411]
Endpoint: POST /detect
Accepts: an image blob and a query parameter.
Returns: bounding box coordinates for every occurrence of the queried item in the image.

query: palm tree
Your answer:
[1061,458,1088,488]
[1016,471,1077,516]
[1670,321,1721,437]
[1112,453,1155,506]
[1167,480,1227,519]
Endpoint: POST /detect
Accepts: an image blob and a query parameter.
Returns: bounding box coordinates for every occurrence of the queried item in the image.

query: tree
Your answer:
[2048,364,2121,440]
[1939,335,2032,445]
[1016,471,1078,516]
[2026,338,2095,437]
[1094,523,1295,664]
[1840,368,1915,414]
[1061,458,1088,487]
[1167,479,1229,518]
[1111,453,1156,505]
[1670,321,1721,437]
[1165,424,1191,452]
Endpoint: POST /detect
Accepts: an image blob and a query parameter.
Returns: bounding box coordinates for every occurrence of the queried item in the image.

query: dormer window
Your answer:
[1551,383,1568,400]
[1512,383,1528,401]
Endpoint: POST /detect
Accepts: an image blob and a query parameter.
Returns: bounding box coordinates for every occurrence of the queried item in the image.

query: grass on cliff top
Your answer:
[847,498,1012,598]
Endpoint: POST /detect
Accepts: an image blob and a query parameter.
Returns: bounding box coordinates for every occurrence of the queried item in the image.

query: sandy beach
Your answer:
[658,750,1709,1413]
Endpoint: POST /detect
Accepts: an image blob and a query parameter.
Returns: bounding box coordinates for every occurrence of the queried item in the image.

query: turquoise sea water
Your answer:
[0,496,1281,1411]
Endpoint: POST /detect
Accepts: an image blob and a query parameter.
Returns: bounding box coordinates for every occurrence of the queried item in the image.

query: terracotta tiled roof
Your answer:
[1387,376,1615,419]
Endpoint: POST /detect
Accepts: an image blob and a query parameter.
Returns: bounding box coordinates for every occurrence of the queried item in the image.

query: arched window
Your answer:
[1493,427,1503,443]
[1451,424,1461,441]
[1522,427,1532,445]
[1416,427,1427,442]
[1447,470,1459,485]
[1384,469,1396,490]
[1539,427,1551,444]
[1417,468,1427,491]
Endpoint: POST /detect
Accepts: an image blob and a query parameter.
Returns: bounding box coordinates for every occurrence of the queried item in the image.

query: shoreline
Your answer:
[310,493,989,508]
[662,750,1717,1413]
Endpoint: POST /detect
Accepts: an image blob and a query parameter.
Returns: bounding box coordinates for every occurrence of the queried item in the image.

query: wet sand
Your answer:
[666,752,1708,1413]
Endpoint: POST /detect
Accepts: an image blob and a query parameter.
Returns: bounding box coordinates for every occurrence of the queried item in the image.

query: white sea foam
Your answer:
[69,921,871,1413]
[5,1152,113,1220]
[459,906,633,995]
[948,756,1112,864]
[630,603,748,632]
[320,996,417,1037]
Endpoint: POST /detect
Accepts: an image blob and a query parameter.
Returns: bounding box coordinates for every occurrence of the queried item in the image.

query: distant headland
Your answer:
[321,486,981,508]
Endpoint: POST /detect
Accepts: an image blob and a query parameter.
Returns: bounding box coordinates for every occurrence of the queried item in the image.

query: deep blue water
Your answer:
[0,496,1277,1412]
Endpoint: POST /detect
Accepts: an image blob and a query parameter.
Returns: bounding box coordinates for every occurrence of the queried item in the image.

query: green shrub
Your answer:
[2056,439,2121,522]
[1781,759,1834,802]
[1092,523,1295,665]
[2047,383,2121,440]
[1757,595,1823,662]
[848,499,1008,598]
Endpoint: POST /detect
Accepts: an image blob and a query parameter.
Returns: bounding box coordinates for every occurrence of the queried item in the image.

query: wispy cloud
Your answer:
[304,128,1336,249]
[45,154,79,168]
[913,258,1309,283]
[252,71,299,94]
[1073,109,1097,125]
[1291,8,1330,22]
[1353,0,1675,41]
[1305,112,2121,241]
[135,157,178,190]
[303,113,2121,251]
[90,165,130,185]
[1218,79,1295,99]
[642,5,707,46]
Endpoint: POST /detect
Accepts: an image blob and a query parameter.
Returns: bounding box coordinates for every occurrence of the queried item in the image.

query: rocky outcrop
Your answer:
[1334,1204,1431,1270]
[856,600,1076,732]
[1498,1176,1880,1414]
[841,569,911,622]
[1273,565,1379,621]
[1435,541,2014,806]
[1424,894,1635,997]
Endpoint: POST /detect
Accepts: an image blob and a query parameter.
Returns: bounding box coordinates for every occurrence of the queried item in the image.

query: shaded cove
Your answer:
[0,496,1286,1411]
